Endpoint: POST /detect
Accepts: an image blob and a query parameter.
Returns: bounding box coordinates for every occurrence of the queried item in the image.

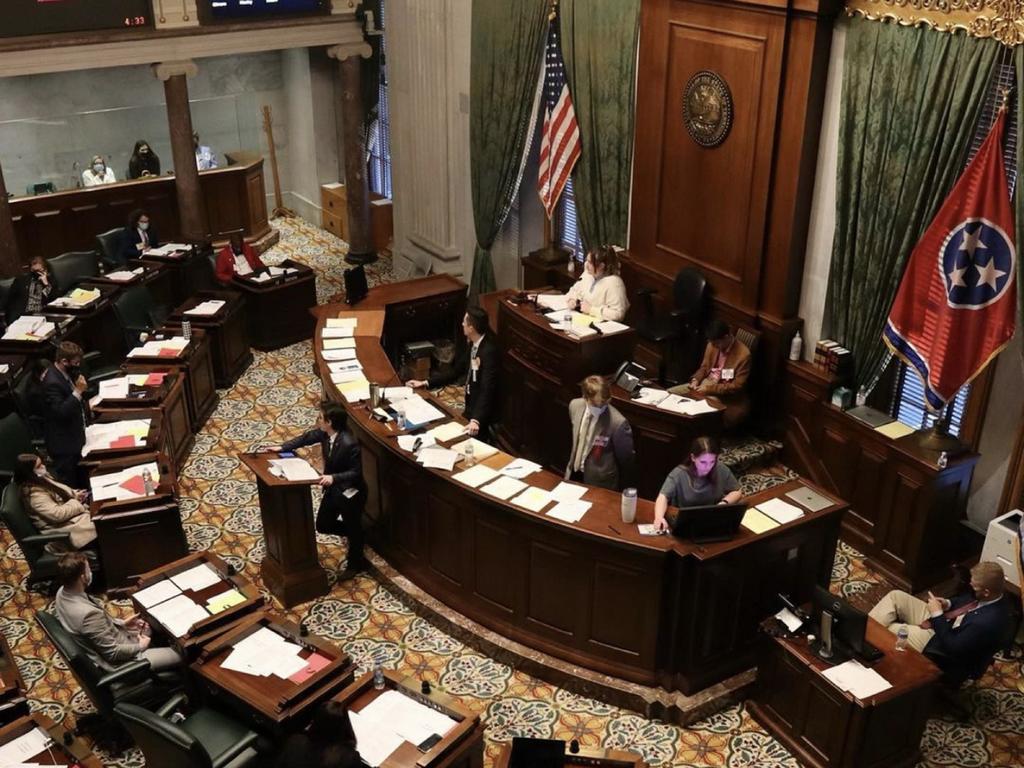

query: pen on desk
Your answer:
[386,422,394,432]
[607,524,621,535]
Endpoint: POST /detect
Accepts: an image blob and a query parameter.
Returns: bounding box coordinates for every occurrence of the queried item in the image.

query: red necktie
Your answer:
[920,600,978,630]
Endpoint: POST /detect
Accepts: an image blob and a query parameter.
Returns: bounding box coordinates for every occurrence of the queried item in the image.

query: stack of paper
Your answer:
[354,690,457,762]
[147,243,190,257]
[331,369,366,384]
[322,337,357,350]
[383,386,415,401]
[81,419,151,456]
[148,594,209,637]
[0,726,51,764]
[546,500,591,523]
[596,320,630,334]
[51,287,101,308]
[756,498,805,525]
[397,434,435,452]
[99,378,130,400]
[821,660,892,699]
[133,579,182,608]
[104,268,142,282]
[185,299,226,316]
[452,464,499,488]
[424,421,467,443]
[322,348,358,361]
[535,293,571,311]
[417,447,460,472]
[348,710,405,767]
[654,394,687,413]
[170,563,222,591]
[634,387,670,406]
[269,457,320,482]
[128,336,188,358]
[322,326,355,338]
[326,317,358,329]
[511,486,553,512]
[394,397,446,426]
[249,272,274,283]
[549,482,588,502]
[449,438,499,461]
[741,508,779,534]
[90,461,160,502]
[479,476,528,500]
[3,315,55,341]
[338,378,371,403]
[498,458,542,479]
[328,360,363,373]
[221,626,308,679]
[268,265,298,277]
[566,323,598,339]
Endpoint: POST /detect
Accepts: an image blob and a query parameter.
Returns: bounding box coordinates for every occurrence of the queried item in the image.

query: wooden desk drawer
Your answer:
[323,210,346,241]
[320,185,345,212]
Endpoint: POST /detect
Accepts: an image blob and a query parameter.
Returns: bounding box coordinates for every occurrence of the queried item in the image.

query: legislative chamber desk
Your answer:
[0,631,28,725]
[494,742,647,768]
[332,670,484,768]
[170,291,253,387]
[0,713,102,767]
[81,409,166,469]
[482,290,723,499]
[232,259,317,350]
[0,315,79,360]
[45,282,125,364]
[314,278,846,695]
[141,246,211,306]
[86,261,177,313]
[749,618,940,768]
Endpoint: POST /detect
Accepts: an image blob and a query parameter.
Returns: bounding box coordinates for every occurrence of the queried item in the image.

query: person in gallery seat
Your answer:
[127,139,160,179]
[81,155,116,187]
[675,319,751,429]
[215,231,267,283]
[652,435,741,532]
[563,245,630,322]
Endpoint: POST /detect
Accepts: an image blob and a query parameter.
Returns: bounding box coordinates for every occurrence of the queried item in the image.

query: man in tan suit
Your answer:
[681,320,751,428]
[565,376,635,491]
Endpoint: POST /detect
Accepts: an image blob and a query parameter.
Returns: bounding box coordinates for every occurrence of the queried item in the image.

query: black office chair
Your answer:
[50,251,101,290]
[9,371,47,447]
[635,267,708,383]
[115,697,261,768]
[0,412,38,487]
[112,284,170,351]
[0,275,15,331]
[1,483,69,590]
[96,228,127,270]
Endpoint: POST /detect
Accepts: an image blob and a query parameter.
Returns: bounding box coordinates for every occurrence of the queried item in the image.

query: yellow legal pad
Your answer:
[874,421,916,440]
[206,589,246,614]
[322,337,357,350]
[741,508,780,535]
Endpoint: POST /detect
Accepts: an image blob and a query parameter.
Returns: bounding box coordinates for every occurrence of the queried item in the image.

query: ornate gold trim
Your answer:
[845,0,1024,46]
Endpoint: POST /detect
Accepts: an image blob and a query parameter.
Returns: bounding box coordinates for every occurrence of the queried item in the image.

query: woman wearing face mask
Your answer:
[121,209,159,262]
[127,140,160,179]
[652,436,741,532]
[81,155,116,187]
[7,255,59,322]
[563,245,630,322]
[14,453,96,552]
[565,375,635,491]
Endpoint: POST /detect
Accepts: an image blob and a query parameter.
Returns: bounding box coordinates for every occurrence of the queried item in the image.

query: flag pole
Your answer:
[918,400,965,454]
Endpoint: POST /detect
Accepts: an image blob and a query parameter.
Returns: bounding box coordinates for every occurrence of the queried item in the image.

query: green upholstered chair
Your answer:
[1,483,68,589]
[0,413,38,487]
[96,228,126,270]
[112,284,170,351]
[49,251,100,290]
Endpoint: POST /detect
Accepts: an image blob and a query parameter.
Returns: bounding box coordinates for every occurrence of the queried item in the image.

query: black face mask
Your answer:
[66,365,81,379]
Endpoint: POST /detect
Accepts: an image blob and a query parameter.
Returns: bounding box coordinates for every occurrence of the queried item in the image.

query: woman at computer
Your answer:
[652,435,741,532]
[563,245,630,322]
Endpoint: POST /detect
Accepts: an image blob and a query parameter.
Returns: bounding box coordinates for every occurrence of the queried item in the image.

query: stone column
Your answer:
[0,161,18,276]
[153,60,210,243]
[328,44,376,265]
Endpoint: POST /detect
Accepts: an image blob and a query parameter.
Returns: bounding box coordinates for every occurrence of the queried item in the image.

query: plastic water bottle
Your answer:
[562,311,572,328]
[464,442,476,468]
[373,662,385,690]
[855,387,867,407]
[567,257,575,276]
[937,451,949,469]
[182,319,192,341]
[789,331,803,361]
[621,488,637,524]
[142,468,155,496]
[396,412,407,431]
[895,626,909,652]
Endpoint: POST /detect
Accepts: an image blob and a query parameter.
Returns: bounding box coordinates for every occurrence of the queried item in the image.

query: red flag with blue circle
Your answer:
[883,109,1017,412]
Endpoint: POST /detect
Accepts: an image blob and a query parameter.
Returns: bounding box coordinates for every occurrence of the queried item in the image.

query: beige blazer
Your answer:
[24,480,96,550]
[689,339,752,428]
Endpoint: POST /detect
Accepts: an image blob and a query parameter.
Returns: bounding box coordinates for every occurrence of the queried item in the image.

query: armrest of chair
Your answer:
[635,287,657,297]
[155,691,189,719]
[97,659,153,690]
[635,287,657,319]
[23,530,72,545]
[211,731,260,768]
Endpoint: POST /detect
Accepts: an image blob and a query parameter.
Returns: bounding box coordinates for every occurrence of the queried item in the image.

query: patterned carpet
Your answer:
[1,216,1022,767]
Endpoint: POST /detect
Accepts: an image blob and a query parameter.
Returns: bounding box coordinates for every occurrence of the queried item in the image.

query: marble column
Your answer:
[153,60,210,242]
[328,44,376,265]
[0,161,18,276]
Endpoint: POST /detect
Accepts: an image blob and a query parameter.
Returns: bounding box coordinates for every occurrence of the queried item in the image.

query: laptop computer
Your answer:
[846,405,894,429]
[670,502,747,544]
[509,737,565,768]
[784,485,833,513]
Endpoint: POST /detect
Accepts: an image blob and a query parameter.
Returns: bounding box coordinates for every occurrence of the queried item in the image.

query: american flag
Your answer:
[537,5,580,220]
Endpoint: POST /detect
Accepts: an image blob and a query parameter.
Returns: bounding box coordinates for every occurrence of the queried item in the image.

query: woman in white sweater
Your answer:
[15,454,96,551]
[564,245,630,322]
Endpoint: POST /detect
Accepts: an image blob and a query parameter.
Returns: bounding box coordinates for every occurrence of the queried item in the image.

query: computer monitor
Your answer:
[811,584,879,662]
[509,737,565,768]
[669,502,747,544]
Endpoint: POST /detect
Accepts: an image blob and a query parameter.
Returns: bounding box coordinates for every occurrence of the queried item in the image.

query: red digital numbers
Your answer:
[123,15,147,27]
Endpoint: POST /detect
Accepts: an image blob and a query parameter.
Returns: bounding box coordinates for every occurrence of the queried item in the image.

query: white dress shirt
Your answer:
[82,167,117,187]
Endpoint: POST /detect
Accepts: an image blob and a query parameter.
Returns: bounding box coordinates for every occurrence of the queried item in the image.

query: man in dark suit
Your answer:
[870,561,1011,685]
[43,341,89,488]
[269,403,368,580]
[406,307,499,438]
[120,209,160,263]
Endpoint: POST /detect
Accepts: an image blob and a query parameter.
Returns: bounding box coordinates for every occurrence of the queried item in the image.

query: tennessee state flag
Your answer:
[883,109,1017,412]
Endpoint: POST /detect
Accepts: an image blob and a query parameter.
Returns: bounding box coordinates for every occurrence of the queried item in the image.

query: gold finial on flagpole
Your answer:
[549,0,559,21]
[998,86,1013,112]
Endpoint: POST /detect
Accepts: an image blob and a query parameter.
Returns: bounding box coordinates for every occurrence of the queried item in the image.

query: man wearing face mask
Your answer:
[43,341,90,488]
[121,209,160,262]
[55,552,183,672]
[565,375,635,490]
[81,155,116,187]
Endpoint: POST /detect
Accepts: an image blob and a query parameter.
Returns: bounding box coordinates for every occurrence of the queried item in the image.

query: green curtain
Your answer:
[561,0,641,249]
[469,0,548,300]
[825,18,1000,390]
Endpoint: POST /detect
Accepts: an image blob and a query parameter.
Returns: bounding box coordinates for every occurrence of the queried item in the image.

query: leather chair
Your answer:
[37,611,180,748]
[116,696,261,768]
[635,267,708,384]
[112,284,170,351]
[1,483,69,589]
[0,275,15,329]
[50,251,100,290]
[96,228,126,270]
[0,412,38,487]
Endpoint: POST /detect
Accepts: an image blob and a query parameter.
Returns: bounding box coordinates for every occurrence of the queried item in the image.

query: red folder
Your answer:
[109,436,137,449]
[288,652,331,684]
[144,373,166,386]
[120,474,146,496]
[158,347,179,358]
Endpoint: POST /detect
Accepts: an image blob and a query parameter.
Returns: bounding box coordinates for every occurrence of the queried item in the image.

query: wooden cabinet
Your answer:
[320,183,393,251]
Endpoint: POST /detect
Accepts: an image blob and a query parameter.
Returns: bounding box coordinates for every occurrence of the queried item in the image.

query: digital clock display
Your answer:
[0,0,153,39]
[204,0,328,20]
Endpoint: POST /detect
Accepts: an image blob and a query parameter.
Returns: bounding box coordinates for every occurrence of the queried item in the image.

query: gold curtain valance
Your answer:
[845,1,1024,46]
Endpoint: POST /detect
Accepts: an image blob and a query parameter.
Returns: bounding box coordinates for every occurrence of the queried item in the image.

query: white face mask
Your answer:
[587,404,607,419]
[139,222,149,231]
[92,163,105,173]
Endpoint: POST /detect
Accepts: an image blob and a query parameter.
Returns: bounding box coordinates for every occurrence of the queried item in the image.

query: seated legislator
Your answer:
[267,402,368,580]
[127,139,160,179]
[564,245,630,322]
[14,454,96,552]
[652,436,742,532]
[121,209,159,262]
[566,375,635,491]
[81,155,117,187]
[406,307,499,438]
[215,231,266,284]
[55,552,183,672]
[869,561,1011,686]
[7,255,59,322]
[276,701,361,768]
[194,132,218,171]
[43,341,90,488]
[679,319,751,429]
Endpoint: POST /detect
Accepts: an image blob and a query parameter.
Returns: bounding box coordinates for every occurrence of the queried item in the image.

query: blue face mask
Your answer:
[587,404,607,419]
[92,163,105,173]
[139,222,149,231]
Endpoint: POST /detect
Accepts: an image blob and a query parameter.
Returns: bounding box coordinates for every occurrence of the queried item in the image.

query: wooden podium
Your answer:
[233,259,317,350]
[240,451,328,608]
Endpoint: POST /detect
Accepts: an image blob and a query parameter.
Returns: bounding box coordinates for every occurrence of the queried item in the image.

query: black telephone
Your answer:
[612,360,646,394]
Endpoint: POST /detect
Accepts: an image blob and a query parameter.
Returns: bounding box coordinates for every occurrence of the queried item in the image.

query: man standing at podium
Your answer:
[269,403,368,580]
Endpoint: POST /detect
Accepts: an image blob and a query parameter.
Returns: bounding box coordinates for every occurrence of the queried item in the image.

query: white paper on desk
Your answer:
[270,647,309,679]
[449,437,498,461]
[547,500,591,523]
[342,386,370,403]
[549,481,588,502]
[452,464,499,488]
[99,378,130,400]
[322,348,358,361]
[348,710,405,768]
[321,326,355,338]
[170,563,221,592]
[634,387,669,405]
[330,370,366,384]
[221,626,293,676]
[535,293,571,311]
[89,461,160,502]
[398,434,435,452]
[511,486,553,512]
[566,324,598,339]
[270,457,320,482]
[105,269,138,282]
[133,579,182,608]
[499,457,543,479]
[0,727,51,765]
[269,266,298,277]
[417,447,459,472]
[249,272,273,283]
[655,394,689,414]
[425,421,466,443]
[394,397,446,426]
[328,360,363,373]
[822,660,892,700]
[757,498,805,525]
[0,364,8,375]
[360,689,457,747]
[775,607,804,633]
[676,399,718,416]
[480,476,528,501]
[596,320,630,334]
[326,317,358,328]
[383,386,415,401]
[148,594,208,637]
[322,337,357,349]
[3,315,55,340]
[185,299,226,317]
[81,418,151,456]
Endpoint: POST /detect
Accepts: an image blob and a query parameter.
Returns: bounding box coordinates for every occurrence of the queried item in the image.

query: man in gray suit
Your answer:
[565,375,635,491]
[54,553,182,672]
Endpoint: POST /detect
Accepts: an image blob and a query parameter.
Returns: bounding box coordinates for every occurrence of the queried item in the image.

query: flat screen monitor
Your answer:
[201,0,328,21]
[811,584,879,661]
[0,0,151,38]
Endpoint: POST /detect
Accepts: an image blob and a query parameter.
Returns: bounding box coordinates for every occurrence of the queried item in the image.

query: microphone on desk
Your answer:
[589,322,604,335]
[226,563,237,577]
